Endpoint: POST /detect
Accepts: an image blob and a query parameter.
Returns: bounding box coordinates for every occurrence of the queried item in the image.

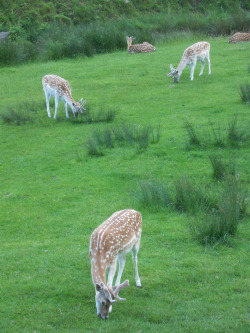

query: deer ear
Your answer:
[96,283,103,292]
[170,64,173,70]
[132,37,136,41]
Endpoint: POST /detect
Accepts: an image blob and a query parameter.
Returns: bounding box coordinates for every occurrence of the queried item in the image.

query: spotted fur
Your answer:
[42,74,86,119]
[167,41,211,82]
[89,209,142,319]
[228,32,250,43]
[126,36,156,53]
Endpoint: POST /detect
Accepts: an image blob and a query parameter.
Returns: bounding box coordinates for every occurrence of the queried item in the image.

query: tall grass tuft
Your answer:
[209,121,225,147]
[174,177,209,214]
[227,115,246,146]
[137,180,173,210]
[85,137,104,157]
[189,176,247,246]
[239,82,250,103]
[0,109,33,125]
[209,155,236,180]
[185,121,202,147]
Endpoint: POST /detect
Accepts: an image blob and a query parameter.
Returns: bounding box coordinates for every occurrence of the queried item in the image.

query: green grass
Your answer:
[0,37,249,332]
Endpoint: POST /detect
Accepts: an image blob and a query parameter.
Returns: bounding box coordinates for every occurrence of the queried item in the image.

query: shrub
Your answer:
[189,176,247,246]
[174,177,209,214]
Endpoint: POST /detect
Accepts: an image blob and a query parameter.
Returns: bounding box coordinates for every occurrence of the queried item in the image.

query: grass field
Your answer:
[0,36,249,332]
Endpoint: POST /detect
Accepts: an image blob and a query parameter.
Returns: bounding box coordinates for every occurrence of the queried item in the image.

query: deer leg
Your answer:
[45,92,51,118]
[132,242,141,287]
[190,63,196,81]
[115,254,126,287]
[54,96,59,119]
[207,56,211,75]
[107,260,117,288]
[64,102,69,118]
[199,61,205,76]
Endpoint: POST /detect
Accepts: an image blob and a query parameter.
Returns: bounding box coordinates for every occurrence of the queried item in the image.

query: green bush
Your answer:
[189,176,247,246]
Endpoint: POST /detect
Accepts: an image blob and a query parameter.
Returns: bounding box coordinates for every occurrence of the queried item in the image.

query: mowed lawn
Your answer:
[0,37,249,332]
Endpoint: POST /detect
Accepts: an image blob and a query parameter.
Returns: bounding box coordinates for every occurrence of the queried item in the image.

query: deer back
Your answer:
[42,74,72,98]
[90,209,142,262]
[128,43,156,53]
[228,32,250,43]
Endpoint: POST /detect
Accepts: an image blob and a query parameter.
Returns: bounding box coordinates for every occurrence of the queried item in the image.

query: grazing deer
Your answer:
[126,36,156,53]
[228,32,250,43]
[42,74,86,119]
[167,41,211,83]
[89,209,142,319]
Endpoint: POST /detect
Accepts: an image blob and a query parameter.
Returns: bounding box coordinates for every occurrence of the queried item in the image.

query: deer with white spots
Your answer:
[167,41,211,83]
[89,209,142,319]
[126,36,156,53]
[42,74,86,119]
[228,32,250,43]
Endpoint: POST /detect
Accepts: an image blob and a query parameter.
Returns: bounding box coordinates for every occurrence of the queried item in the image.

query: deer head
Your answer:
[95,280,129,319]
[126,36,136,48]
[72,98,87,118]
[167,64,179,83]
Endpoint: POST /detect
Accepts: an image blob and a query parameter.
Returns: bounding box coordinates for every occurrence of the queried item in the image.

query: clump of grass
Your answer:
[189,176,247,246]
[174,177,209,214]
[92,109,116,123]
[209,121,225,147]
[227,115,246,146]
[185,121,202,147]
[85,136,104,157]
[137,180,173,210]
[209,155,236,180]
[239,82,250,103]
[0,109,33,125]
[111,123,160,149]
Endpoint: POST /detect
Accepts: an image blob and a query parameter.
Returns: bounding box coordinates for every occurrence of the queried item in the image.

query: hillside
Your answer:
[1,0,249,29]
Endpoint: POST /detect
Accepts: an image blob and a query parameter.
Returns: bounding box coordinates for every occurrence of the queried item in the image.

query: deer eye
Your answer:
[102,301,106,306]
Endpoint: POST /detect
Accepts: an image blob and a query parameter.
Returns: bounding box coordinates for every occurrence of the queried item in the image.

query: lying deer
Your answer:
[42,74,86,119]
[228,32,250,43]
[167,41,211,83]
[89,209,142,319]
[126,36,156,53]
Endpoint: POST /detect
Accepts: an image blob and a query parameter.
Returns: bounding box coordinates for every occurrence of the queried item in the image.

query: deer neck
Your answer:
[64,94,78,110]
[91,255,109,288]
[177,56,188,77]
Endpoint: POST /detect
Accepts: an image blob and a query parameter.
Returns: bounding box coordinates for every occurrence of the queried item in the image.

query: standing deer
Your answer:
[167,41,211,83]
[126,36,156,53]
[42,74,86,119]
[89,209,142,319]
[228,32,250,43]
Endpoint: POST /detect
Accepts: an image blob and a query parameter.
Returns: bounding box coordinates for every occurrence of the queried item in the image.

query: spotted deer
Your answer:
[228,32,250,43]
[89,209,142,319]
[167,41,211,83]
[42,74,86,119]
[126,36,156,53]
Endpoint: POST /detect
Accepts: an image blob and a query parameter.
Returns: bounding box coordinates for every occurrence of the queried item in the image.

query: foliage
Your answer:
[189,176,247,246]
[0,8,250,66]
